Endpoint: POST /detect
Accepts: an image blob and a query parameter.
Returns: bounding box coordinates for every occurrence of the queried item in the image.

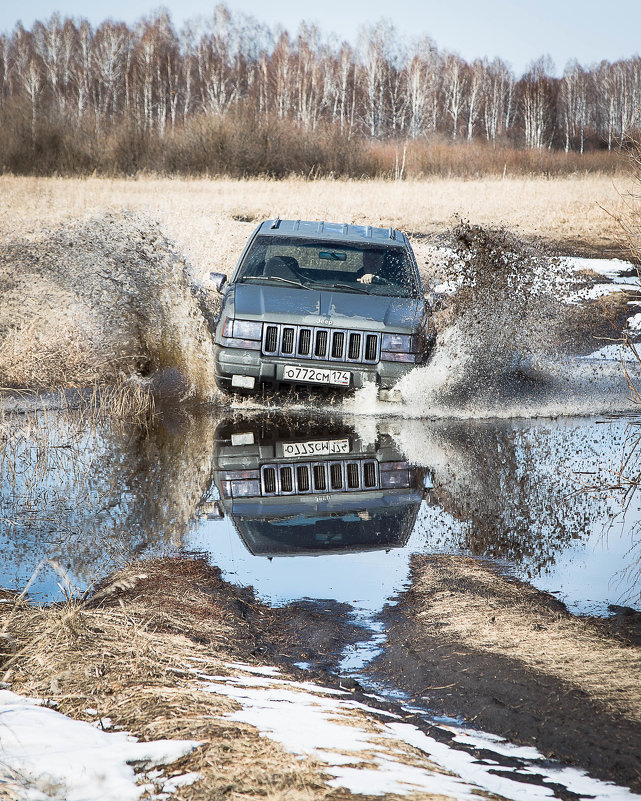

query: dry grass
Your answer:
[0,174,633,271]
[409,555,641,724]
[0,172,631,398]
[0,561,328,801]
[0,558,458,801]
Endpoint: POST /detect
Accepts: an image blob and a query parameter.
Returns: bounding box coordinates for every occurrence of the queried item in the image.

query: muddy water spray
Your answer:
[361,223,636,418]
[0,212,225,402]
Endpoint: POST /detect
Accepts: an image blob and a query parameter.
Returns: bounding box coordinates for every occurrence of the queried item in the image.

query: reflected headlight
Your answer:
[380,469,411,488]
[220,469,261,498]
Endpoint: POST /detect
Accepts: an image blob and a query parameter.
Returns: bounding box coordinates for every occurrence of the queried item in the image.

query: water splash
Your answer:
[349,223,637,419]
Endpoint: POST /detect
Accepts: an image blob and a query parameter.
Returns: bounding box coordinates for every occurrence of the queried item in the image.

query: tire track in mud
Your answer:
[365,555,641,794]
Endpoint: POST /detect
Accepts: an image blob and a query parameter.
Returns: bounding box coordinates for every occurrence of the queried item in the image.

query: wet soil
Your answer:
[90,554,368,681]
[100,555,641,793]
[366,555,641,793]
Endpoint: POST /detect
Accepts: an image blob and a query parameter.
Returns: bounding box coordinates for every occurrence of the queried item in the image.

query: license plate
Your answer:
[280,438,350,458]
[282,364,351,387]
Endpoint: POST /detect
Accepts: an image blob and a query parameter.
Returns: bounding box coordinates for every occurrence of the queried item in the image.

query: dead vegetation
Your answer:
[405,555,641,724]
[0,557,455,801]
[0,558,330,801]
[0,174,632,266]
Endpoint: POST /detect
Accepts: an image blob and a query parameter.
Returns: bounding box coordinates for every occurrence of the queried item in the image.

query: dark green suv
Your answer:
[210,219,434,397]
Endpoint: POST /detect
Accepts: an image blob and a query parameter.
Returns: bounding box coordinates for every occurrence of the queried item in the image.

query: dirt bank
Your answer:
[369,555,641,792]
[0,557,401,801]
[3,555,641,797]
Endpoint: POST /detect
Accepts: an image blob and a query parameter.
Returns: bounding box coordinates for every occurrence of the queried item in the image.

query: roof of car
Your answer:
[256,218,406,245]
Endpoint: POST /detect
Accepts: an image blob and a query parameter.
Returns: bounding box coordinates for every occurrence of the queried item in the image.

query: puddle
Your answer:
[2,408,640,614]
[2,405,641,799]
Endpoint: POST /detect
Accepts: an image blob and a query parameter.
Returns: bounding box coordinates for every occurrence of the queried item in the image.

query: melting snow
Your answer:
[0,690,200,801]
[195,664,641,801]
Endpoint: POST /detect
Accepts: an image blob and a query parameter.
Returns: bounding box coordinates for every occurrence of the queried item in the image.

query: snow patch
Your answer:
[195,664,641,801]
[0,690,200,801]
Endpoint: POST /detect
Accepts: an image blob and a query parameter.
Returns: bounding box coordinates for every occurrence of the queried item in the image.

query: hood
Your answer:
[232,283,423,332]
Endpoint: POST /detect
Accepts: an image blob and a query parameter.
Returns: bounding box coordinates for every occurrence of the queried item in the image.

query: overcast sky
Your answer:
[1,0,639,77]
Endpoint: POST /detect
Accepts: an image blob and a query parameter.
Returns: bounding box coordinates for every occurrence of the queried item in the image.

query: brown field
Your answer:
[0,172,637,394]
[1,173,636,273]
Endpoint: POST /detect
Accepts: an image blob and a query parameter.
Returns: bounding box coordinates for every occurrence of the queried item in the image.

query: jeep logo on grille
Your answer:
[318,318,333,326]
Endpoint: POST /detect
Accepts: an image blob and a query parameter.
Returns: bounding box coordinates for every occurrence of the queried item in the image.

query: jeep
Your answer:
[210,218,434,397]
[204,414,432,556]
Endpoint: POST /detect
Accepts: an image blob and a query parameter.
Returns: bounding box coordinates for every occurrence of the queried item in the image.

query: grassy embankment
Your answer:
[0,557,468,801]
[3,555,641,796]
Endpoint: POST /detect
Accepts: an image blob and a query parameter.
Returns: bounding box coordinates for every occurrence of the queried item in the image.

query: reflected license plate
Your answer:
[281,438,350,458]
[282,364,351,387]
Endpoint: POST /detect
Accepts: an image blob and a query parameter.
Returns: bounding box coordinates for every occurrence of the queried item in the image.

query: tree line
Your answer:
[1,5,639,176]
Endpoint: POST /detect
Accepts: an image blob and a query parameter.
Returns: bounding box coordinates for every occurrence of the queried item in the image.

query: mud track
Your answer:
[367,555,641,792]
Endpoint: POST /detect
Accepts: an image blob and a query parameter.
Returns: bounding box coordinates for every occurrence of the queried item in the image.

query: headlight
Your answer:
[221,318,263,349]
[233,320,263,340]
[380,351,419,363]
[381,334,416,352]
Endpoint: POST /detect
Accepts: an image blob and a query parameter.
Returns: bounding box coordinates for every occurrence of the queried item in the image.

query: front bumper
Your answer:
[213,344,414,392]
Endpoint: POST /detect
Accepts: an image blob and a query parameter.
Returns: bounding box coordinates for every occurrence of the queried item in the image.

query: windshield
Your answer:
[236,236,419,298]
[233,504,418,555]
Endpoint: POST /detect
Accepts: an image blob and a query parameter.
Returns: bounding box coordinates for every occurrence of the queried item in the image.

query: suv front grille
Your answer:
[260,459,380,496]
[261,324,380,364]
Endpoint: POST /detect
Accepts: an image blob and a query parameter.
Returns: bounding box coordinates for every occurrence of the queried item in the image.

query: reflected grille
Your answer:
[263,467,276,494]
[363,461,377,488]
[260,459,383,496]
[330,463,343,490]
[296,465,310,492]
[347,463,360,489]
[280,466,293,493]
[313,465,327,491]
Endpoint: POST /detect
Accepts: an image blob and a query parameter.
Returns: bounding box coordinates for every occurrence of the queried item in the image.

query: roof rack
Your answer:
[270,217,281,229]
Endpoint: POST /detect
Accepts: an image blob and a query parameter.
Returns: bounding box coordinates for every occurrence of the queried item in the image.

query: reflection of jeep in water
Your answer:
[208,416,431,556]
[210,219,434,397]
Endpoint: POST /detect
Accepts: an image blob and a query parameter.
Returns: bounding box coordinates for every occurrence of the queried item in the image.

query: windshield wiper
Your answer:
[328,282,371,295]
[240,275,311,290]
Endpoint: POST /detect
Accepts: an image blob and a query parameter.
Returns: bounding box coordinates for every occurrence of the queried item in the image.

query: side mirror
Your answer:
[209,272,227,293]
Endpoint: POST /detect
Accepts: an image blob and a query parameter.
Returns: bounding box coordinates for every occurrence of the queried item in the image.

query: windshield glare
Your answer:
[236,236,419,298]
